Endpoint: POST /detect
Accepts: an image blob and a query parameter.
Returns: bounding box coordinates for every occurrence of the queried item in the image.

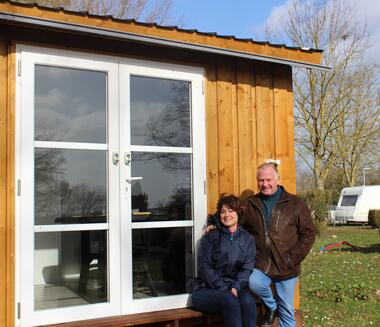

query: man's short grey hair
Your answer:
[256,162,279,179]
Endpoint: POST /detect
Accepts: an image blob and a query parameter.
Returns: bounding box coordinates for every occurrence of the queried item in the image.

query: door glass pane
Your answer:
[35,65,107,143]
[35,149,107,225]
[130,76,191,147]
[132,227,193,299]
[131,152,192,222]
[34,231,108,310]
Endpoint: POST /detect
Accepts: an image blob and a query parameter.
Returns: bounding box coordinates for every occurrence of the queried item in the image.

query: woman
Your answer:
[192,194,257,327]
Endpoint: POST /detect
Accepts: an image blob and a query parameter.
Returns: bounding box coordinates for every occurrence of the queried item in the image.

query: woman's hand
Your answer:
[230,288,238,297]
[202,224,216,235]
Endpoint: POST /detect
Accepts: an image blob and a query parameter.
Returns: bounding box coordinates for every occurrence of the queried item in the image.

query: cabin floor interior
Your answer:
[40,307,302,327]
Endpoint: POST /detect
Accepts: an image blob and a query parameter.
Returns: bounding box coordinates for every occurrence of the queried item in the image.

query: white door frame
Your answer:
[16,46,121,326]
[15,45,206,326]
[119,59,206,314]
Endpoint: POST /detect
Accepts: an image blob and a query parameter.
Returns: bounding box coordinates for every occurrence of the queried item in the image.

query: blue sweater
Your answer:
[194,224,256,292]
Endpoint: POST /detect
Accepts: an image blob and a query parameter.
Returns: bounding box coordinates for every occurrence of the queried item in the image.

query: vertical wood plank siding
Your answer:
[205,58,296,207]
[205,58,298,309]
[274,64,295,192]
[236,60,256,195]
[255,61,276,169]
[216,57,239,196]
[205,60,220,212]
[0,33,16,327]
[0,30,8,327]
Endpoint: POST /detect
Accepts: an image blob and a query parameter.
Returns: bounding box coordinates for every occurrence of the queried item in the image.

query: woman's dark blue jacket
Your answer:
[194,218,256,293]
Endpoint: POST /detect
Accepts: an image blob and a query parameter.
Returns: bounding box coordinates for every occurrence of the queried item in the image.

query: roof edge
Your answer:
[0,11,331,71]
[3,0,324,54]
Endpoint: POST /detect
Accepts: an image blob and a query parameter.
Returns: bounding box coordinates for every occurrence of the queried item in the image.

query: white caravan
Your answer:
[334,185,380,223]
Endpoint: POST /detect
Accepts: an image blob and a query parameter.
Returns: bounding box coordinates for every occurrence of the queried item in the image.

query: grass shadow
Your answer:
[331,243,380,254]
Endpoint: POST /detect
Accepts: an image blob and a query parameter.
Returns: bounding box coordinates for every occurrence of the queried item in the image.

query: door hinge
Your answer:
[17,302,21,319]
[17,179,21,196]
[18,59,21,77]
[124,152,132,166]
[202,80,205,95]
[204,180,207,195]
[112,152,120,165]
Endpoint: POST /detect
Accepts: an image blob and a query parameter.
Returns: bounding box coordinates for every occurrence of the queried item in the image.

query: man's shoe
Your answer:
[261,308,276,327]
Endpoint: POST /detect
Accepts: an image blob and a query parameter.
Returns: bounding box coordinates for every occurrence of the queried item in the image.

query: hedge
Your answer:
[368,209,380,228]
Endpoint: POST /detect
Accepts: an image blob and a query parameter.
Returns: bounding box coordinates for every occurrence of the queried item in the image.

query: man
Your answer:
[244,163,316,327]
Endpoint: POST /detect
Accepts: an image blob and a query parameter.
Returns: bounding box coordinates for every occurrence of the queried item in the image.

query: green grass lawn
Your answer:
[300,225,380,327]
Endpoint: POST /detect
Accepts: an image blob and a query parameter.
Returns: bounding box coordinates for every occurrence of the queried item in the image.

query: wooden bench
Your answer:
[41,308,206,327]
[41,307,302,327]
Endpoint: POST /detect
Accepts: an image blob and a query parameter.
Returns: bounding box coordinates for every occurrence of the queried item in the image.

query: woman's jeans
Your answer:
[249,269,298,327]
[192,287,257,327]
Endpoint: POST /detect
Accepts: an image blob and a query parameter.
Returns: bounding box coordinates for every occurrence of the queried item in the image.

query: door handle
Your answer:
[126,177,143,183]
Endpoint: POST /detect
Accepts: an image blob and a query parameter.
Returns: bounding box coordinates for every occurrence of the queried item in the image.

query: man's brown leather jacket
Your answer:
[242,187,316,279]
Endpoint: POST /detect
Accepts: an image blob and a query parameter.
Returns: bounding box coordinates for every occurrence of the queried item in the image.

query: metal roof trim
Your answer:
[0,11,331,71]
[3,0,324,53]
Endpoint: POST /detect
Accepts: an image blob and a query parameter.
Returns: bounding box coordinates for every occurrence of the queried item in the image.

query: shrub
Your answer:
[312,218,328,236]
[299,189,332,236]
[368,209,380,228]
[299,189,331,221]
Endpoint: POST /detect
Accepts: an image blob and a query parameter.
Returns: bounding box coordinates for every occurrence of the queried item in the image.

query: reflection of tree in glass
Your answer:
[165,187,191,220]
[133,152,191,172]
[59,182,100,217]
[145,82,190,148]
[35,148,66,224]
[58,181,74,216]
[74,184,98,215]
[131,152,191,218]
[35,147,106,224]
[134,81,191,172]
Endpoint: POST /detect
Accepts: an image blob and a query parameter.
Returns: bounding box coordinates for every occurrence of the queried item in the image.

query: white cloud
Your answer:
[35,88,106,143]
[264,0,294,38]
[347,0,380,64]
[248,1,294,41]
[36,88,68,110]
[261,0,380,64]
[348,0,380,29]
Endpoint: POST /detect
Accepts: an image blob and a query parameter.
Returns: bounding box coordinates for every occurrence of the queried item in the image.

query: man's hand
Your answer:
[230,288,238,297]
[203,224,216,235]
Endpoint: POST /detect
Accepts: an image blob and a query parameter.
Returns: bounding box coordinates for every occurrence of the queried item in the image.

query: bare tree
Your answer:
[266,0,380,190]
[296,166,315,193]
[333,67,379,186]
[16,0,175,24]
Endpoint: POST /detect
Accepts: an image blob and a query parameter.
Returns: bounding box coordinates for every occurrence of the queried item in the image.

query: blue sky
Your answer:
[172,0,285,40]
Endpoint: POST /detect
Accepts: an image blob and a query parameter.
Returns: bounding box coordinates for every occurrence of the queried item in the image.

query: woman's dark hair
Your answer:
[216,194,242,219]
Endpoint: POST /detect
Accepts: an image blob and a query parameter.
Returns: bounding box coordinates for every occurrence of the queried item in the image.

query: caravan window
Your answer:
[341,195,358,206]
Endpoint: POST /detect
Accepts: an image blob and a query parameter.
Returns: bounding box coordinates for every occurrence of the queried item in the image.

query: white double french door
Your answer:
[16,46,206,326]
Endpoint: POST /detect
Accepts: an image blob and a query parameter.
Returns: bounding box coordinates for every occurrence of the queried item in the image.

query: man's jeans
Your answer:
[249,269,298,327]
[192,287,257,327]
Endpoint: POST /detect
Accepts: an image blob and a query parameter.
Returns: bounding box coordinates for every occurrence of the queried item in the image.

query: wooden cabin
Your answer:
[0,1,327,326]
